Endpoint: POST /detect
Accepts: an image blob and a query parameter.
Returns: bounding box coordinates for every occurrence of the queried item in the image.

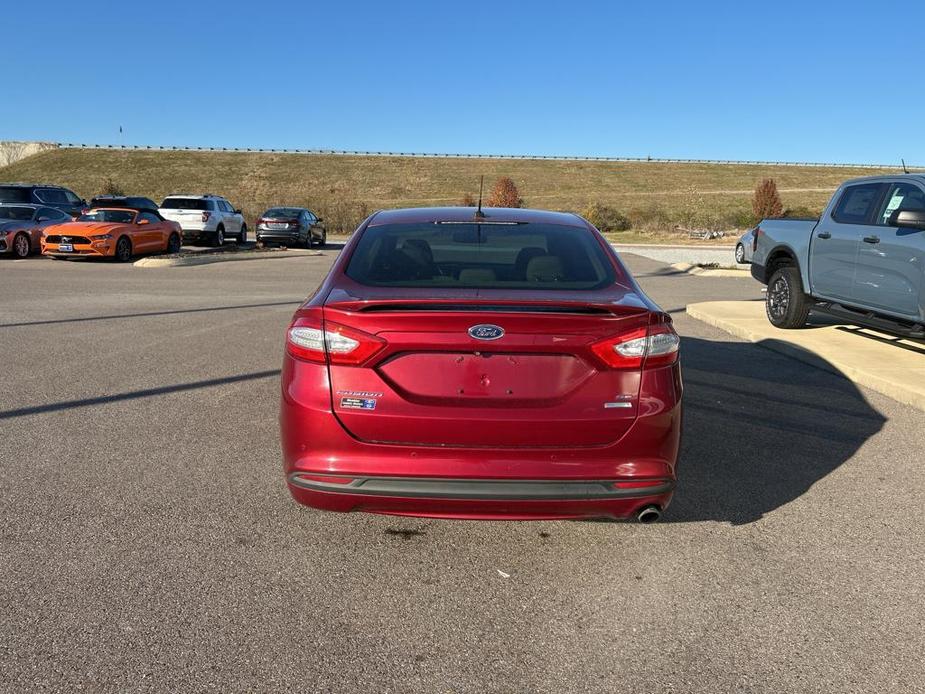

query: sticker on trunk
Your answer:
[340,397,377,410]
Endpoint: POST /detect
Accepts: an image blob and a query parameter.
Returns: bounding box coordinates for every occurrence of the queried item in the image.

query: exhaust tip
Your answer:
[636,505,662,524]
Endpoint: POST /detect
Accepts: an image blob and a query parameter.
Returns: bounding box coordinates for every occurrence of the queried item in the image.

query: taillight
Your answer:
[257,217,268,226]
[287,312,386,366]
[753,226,761,252]
[590,323,680,369]
[201,211,211,223]
[287,219,300,228]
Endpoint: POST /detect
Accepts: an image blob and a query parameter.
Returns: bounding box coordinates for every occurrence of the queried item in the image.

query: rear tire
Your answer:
[305,232,313,249]
[238,224,247,244]
[114,236,133,262]
[213,226,225,247]
[766,266,811,329]
[735,243,745,264]
[166,233,181,254]
[13,233,31,258]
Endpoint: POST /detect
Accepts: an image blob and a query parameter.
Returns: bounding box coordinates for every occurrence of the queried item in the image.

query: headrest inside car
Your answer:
[525,255,565,282]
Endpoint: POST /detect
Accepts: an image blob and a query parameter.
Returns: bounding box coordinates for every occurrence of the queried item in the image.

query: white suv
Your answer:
[159,194,247,247]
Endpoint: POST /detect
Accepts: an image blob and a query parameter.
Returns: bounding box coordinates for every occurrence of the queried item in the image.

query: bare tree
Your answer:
[0,141,29,167]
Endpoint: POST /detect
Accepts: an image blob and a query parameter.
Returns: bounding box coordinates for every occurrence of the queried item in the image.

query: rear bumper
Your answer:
[281,360,682,520]
[257,231,302,242]
[287,473,673,520]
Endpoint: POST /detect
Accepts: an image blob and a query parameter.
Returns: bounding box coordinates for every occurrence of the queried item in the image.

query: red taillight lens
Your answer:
[257,217,268,226]
[590,323,680,369]
[287,219,300,228]
[286,311,386,366]
[753,226,761,252]
[201,211,211,222]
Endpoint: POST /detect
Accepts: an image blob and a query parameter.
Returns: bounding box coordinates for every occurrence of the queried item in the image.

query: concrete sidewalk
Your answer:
[687,300,925,411]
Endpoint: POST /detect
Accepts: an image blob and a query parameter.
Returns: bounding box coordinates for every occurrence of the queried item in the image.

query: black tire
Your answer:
[319,229,326,247]
[114,236,133,262]
[735,243,745,264]
[238,224,247,244]
[12,233,31,258]
[766,266,812,329]
[213,226,225,247]
[305,232,313,249]
[166,233,181,254]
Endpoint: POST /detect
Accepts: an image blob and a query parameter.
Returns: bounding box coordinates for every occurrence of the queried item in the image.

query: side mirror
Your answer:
[889,209,925,229]
[234,208,242,215]
[315,217,323,223]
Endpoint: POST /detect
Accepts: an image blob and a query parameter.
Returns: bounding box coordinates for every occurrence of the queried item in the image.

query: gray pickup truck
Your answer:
[750,174,925,338]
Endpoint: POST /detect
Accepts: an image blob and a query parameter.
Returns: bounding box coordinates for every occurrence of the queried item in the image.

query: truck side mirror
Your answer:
[889,209,925,229]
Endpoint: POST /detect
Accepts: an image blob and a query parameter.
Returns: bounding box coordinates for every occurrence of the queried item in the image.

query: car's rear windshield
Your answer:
[79,209,135,223]
[345,222,617,289]
[160,198,208,210]
[264,207,302,218]
[0,187,31,203]
[0,206,35,220]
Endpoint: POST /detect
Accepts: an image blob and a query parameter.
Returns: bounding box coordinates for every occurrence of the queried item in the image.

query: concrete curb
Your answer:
[687,300,925,412]
[134,249,322,268]
[670,262,751,278]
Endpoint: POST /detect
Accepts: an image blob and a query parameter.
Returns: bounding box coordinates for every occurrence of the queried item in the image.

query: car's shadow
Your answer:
[668,336,886,525]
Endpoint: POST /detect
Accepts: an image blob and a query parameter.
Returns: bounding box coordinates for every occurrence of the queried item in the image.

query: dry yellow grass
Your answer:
[0,148,901,234]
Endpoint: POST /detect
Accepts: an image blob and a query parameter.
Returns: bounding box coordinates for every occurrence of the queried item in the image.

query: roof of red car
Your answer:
[367,207,587,227]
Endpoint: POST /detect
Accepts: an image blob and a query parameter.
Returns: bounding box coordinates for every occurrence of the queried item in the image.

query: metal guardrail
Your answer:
[49,142,919,170]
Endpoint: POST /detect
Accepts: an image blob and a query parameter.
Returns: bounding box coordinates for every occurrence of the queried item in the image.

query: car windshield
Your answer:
[0,187,31,203]
[160,198,209,210]
[264,208,302,218]
[0,206,35,221]
[345,222,618,289]
[78,209,136,223]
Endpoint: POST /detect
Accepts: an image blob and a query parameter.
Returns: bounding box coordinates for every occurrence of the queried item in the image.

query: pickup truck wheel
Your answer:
[766,266,811,329]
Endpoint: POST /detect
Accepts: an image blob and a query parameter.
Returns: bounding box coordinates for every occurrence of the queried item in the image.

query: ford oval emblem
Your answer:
[468,324,505,341]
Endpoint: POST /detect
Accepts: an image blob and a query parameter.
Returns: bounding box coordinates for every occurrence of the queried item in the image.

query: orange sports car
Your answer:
[42,206,182,261]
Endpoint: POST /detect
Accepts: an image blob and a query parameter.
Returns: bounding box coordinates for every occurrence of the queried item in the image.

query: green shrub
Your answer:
[783,205,820,219]
[582,203,631,232]
[627,204,672,231]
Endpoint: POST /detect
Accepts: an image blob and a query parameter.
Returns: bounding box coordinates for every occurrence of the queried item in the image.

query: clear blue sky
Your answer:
[4,0,923,164]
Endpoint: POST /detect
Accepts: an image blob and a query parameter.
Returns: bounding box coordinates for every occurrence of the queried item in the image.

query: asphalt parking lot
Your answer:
[1,250,923,693]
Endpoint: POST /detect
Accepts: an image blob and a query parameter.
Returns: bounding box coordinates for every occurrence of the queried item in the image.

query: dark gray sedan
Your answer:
[256,207,326,248]
[0,204,72,257]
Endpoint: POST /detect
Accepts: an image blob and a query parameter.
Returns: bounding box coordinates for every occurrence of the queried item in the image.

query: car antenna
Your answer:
[902,158,910,174]
[474,176,486,219]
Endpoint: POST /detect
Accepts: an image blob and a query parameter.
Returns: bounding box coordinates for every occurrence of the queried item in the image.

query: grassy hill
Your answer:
[0,147,901,237]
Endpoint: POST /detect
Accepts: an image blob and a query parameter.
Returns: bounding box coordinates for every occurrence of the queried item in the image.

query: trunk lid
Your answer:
[323,286,650,448]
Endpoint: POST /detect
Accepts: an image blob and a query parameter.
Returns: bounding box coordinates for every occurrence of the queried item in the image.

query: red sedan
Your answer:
[280,207,682,522]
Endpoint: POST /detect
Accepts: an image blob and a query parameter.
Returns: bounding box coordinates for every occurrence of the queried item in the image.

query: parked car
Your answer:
[735,227,756,264]
[159,194,247,246]
[751,175,925,338]
[256,206,326,248]
[0,183,86,218]
[42,205,182,261]
[89,195,159,212]
[0,204,72,257]
[280,207,682,523]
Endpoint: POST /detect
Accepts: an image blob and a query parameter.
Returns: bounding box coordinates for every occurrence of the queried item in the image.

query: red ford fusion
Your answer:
[280,207,682,522]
